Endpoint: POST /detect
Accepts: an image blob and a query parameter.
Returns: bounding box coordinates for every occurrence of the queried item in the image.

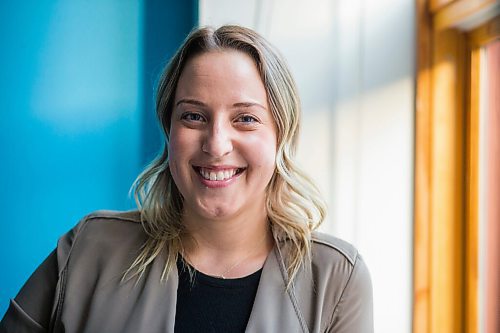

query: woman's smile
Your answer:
[192,165,246,188]
[168,50,277,220]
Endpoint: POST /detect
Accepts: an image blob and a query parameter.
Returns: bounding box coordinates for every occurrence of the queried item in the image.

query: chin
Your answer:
[203,207,235,220]
[190,200,237,220]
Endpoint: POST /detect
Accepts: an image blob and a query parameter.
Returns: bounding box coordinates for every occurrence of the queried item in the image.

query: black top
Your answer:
[174,257,262,333]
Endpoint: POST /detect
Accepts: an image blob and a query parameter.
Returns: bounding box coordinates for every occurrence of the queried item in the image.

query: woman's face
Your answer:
[168,50,277,221]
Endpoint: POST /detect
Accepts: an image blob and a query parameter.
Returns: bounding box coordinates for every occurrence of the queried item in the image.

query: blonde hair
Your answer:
[125,25,326,287]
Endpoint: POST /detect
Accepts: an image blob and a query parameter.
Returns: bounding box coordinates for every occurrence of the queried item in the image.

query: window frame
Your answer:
[414,0,499,332]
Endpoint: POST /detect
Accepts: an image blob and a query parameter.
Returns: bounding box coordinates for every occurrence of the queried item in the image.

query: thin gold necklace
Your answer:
[186,235,269,279]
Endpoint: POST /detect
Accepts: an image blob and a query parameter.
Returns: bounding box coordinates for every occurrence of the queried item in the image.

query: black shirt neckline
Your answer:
[177,256,263,288]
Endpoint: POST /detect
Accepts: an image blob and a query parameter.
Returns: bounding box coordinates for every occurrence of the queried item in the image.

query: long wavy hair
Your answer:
[125,25,326,287]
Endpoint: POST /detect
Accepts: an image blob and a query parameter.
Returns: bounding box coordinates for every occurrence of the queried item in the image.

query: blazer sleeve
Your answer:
[328,255,374,333]
[0,218,82,333]
[0,250,58,333]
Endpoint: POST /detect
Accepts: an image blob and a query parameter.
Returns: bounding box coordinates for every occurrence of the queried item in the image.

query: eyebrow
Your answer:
[233,102,267,110]
[176,99,206,108]
[176,98,267,110]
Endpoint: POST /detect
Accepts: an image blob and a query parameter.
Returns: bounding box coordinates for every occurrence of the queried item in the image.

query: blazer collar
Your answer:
[245,245,308,332]
[163,242,308,333]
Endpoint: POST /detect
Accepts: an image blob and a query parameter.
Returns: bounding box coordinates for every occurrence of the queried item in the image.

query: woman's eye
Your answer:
[181,113,205,122]
[237,115,258,123]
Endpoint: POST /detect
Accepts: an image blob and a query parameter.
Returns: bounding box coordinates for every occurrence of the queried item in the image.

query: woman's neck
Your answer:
[180,209,273,278]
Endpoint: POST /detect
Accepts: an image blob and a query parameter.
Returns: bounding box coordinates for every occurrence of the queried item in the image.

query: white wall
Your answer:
[200,1,414,332]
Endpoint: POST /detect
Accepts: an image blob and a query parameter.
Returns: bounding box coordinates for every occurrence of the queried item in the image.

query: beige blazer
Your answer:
[0,211,373,333]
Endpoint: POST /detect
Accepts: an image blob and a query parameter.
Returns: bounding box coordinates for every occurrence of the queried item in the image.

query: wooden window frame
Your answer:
[414,0,499,332]
[466,18,499,333]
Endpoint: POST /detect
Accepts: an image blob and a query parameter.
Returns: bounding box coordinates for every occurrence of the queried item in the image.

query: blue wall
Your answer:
[0,0,197,317]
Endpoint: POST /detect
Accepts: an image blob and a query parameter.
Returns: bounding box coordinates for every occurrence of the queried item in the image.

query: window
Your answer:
[414,0,499,332]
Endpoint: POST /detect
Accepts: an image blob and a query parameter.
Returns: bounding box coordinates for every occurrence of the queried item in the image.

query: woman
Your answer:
[0,25,373,333]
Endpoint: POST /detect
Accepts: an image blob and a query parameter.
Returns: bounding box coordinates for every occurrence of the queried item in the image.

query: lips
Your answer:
[193,166,245,182]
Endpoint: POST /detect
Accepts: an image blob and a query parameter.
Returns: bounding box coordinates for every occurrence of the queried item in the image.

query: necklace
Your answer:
[186,234,269,279]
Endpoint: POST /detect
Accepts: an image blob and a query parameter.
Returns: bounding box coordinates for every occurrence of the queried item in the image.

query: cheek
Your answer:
[167,132,193,184]
[167,147,181,187]
[169,128,194,162]
[246,133,277,174]
[262,146,277,175]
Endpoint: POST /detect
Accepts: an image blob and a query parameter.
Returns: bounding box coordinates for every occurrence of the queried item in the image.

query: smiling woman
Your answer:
[169,51,277,227]
[0,25,373,333]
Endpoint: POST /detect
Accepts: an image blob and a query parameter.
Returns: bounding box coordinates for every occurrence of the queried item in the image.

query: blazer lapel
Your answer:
[126,257,179,333]
[164,264,179,332]
[245,245,308,333]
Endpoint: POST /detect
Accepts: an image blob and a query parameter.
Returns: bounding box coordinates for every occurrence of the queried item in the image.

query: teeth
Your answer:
[199,168,238,181]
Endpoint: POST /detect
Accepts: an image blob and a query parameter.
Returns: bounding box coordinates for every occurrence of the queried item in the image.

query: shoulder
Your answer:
[56,210,145,271]
[86,209,142,222]
[309,231,371,297]
[63,210,142,242]
[306,232,373,331]
[46,211,149,330]
[76,209,142,228]
[61,209,144,245]
[311,231,358,266]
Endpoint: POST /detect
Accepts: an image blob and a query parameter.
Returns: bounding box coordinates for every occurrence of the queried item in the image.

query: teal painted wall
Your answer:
[0,0,197,317]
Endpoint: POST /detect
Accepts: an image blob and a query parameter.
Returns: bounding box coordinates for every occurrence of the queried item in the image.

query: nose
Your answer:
[201,120,233,158]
